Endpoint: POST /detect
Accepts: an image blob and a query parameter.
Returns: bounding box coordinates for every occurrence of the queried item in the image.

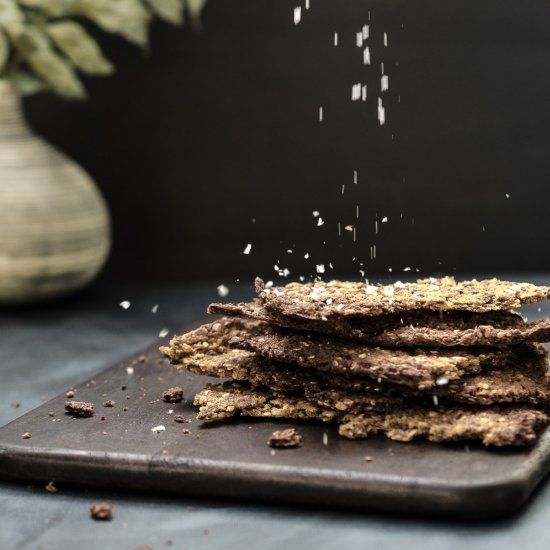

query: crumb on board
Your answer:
[64,401,94,417]
[21,432,31,439]
[364,456,374,463]
[65,390,75,398]
[48,411,55,417]
[45,481,58,493]
[103,400,115,407]
[90,502,113,521]
[182,428,192,435]
[162,386,184,403]
[174,415,191,423]
[267,427,302,449]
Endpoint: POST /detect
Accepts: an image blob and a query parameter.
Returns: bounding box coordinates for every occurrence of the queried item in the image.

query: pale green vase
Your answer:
[0,80,111,304]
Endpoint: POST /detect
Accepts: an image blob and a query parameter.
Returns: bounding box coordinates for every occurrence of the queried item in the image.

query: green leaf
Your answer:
[147,0,184,25]
[0,0,24,31]
[0,28,8,73]
[68,0,151,46]
[47,21,113,75]
[8,69,48,95]
[185,0,206,25]
[25,45,86,99]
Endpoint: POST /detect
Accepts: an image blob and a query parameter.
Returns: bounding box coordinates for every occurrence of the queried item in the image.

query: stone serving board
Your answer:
[0,340,549,520]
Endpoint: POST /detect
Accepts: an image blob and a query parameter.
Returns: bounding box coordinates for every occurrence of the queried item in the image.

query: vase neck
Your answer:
[0,80,30,137]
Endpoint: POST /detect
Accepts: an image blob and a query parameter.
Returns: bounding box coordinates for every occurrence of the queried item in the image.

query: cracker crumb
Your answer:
[22,432,31,439]
[364,456,373,463]
[90,502,113,521]
[174,415,191,423]
[267,427,302,448]
[162,386,184,403]
[182,428,193,435]
[65,390,75,398]
[152,425,166,433]
[103,400,115,407]
[65,401,94,417]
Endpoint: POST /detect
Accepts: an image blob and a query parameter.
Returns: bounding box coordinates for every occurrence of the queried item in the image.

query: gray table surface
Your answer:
[2,277,550,550]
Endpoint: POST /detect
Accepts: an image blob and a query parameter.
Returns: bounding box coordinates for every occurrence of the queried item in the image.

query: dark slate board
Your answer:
[1,340,550,520]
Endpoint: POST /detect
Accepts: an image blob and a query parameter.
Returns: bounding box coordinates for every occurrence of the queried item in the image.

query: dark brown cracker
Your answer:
[193,382,338,422]
[255,276,550,317]
[169,319,550,404]
[209,300,550,348]
[339,408,548,446]
[160,318,264,363]
[194,384,548,446]
[230,323,539,390]
[184,348,550,406]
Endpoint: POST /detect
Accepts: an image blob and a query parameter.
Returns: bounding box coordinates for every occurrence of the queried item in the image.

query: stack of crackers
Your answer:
[161,277,550,446]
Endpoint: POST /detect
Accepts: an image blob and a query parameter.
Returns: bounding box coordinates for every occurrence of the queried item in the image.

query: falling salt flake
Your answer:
[403,267,411,272]
[151,304,159,314]
[299,276,305,282]
[482,226,486,232]
[433,395,439,406]
[119,301,131,310]
[217,284,229,297]
[329,262,334,269]
[274,264,280,271]
[382,216,388,222]
[159,328,170,338]
[270,449,276,456]
[152,425,166,434]
[436,376,449,386]
[317,217,324,226]
[383,32,388,46]
[334,32,338,46]
[312,210,320,217]
[344,225,354,232]
[352,83,361,101]
[377,97,385,125]
[126,366,134,375]
[505,193,510,199]
[363,46,370,65]
[388,267,393,272]
[168,409,173,414]
[381,62,384,74]
[381,75,389,92]
[293,6,301,24]
[319,106,323,121]
[323,432,328,446]
[353,170,358,184]
[356,205,359,218]
[316,264,325,274]
[243,243,252,255]
[377,377,382,384]
[362,25,369,40]
[538,307,542,313]
[305,0,309,9]
[304,253,309,259]
[287,249,293,254]
[356,32,363,47]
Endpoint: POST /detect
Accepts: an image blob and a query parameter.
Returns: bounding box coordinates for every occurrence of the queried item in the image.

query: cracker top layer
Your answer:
[255,276,550,317]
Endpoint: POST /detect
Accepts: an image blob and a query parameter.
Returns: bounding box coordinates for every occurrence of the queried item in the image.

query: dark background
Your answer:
[22,0,550,285]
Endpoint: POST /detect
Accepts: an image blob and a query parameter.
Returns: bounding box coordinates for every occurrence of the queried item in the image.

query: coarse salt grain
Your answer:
[217,285,229,297]
[152,425,166,433]
[325,298,333,305]
[436,377,449,386]
[382,216,388,222]
[151,304,159,313]
[243,243,252,255]
[317,218,324,226]
[304,253,309,259]
[403,267,411,272]
[316,264,325,274]
[126,366,134,374]
[293,6,301,24]
[433,395,439,406]
[313,211,320,217]
[159,328,170,338]
[119,301,131,310]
